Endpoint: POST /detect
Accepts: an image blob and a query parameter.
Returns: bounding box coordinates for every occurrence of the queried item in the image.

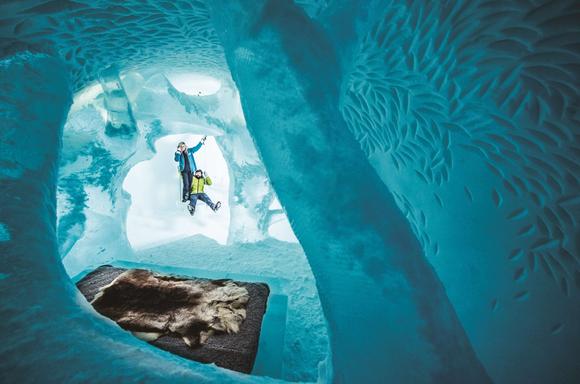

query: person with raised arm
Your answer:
[174,136,206,202]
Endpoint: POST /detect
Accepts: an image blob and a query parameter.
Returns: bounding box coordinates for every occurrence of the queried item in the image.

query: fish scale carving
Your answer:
[341,0,580,297]
[342,3,455,185]
[0,0,226,91]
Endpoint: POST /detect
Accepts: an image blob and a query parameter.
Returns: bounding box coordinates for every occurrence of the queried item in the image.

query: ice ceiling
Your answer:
[1,0,579,383]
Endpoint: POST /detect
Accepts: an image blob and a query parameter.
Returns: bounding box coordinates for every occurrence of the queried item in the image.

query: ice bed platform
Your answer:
[76,265,270,374]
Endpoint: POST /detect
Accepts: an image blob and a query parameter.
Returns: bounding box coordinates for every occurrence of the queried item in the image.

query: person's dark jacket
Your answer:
[174,142,202,172]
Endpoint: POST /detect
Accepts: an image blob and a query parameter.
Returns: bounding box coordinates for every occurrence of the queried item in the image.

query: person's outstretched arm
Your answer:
[204,173,212,185]
[189,136,207,153]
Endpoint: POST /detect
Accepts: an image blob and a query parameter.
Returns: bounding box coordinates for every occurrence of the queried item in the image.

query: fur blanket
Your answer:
[91,269,249,346]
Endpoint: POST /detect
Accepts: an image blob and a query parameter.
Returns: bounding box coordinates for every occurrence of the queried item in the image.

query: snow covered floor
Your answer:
[71,235,328,382]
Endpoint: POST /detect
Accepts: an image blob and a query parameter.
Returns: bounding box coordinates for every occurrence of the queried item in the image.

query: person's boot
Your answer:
[213,201,221,212]
[187,204,195,216]
[183,192,190,202]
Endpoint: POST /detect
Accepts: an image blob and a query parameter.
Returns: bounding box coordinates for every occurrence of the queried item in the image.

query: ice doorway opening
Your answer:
[57,70,329,382]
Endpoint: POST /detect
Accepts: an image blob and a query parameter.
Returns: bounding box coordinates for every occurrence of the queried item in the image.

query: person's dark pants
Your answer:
[189,193,215,210]
[181,170,193,200]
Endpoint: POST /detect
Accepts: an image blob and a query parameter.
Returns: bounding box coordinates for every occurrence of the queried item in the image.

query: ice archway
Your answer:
[1,0,579,383]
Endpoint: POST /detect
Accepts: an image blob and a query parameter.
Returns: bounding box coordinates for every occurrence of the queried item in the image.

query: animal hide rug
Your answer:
[91,269,249,346]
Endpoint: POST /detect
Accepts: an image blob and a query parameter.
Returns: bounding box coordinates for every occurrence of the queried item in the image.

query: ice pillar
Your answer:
[208,1,490,383]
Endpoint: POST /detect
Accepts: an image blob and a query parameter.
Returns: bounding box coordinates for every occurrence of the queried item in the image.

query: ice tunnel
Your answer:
[0,0,579,383]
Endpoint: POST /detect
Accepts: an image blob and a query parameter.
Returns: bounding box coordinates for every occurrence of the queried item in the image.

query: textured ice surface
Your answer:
[210,0,580,382]
[1,0,579,383]
[0,0,227,90]
[334,2,580,382]
[210,2,490,382]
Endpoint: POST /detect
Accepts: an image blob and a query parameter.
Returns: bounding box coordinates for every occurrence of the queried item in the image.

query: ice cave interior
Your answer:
[0,0,579,383]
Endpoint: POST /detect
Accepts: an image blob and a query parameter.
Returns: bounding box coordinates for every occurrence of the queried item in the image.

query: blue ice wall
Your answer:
[0,0,579,383]
[333,2,580,383]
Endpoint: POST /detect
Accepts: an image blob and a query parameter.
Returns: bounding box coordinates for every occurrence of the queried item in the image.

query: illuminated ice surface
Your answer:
[1,0,579,383]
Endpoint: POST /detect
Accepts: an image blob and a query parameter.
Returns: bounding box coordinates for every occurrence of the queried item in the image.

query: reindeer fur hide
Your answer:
[91,269,249,346]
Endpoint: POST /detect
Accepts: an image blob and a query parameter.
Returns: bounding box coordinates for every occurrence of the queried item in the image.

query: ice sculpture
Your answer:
[1,0,579,383]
